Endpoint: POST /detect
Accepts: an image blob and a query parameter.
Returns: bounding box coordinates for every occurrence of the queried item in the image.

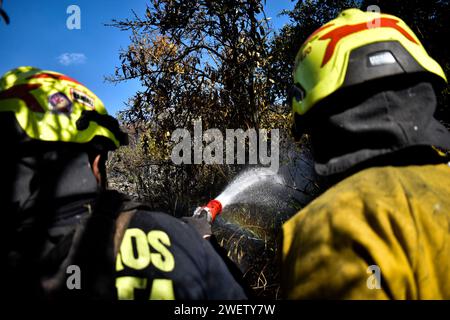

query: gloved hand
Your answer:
[181,215,212,239]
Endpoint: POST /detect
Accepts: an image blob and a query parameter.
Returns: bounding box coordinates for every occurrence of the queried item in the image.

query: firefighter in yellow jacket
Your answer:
[282,8,450,299]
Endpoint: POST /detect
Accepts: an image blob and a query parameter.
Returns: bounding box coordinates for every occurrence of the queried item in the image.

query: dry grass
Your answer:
[213,204,283,299]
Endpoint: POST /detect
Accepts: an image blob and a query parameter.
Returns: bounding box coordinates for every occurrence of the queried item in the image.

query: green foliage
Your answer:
[107,0,289,216]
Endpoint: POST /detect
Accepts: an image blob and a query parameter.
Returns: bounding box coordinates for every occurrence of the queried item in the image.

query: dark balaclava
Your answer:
[0,145,102,298]
[4,148,99,217]
[307,80,450,177]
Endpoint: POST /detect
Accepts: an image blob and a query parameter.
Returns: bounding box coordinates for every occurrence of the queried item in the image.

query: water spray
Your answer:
[192,168,285,224]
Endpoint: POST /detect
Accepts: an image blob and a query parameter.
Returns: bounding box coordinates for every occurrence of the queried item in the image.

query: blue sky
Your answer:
[0,1,295,115]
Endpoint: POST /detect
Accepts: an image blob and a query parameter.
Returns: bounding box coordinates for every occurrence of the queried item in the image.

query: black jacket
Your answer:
[2,150,247,300]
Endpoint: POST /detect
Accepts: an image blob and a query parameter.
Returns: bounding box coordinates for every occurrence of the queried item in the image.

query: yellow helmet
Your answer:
[291,8,447,119]
[0,66,127,150]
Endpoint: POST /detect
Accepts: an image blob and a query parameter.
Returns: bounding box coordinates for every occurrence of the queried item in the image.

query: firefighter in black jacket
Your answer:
[0,66,247,300]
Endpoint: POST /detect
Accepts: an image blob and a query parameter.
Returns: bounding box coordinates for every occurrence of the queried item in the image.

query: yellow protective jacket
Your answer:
[281,163,450,299]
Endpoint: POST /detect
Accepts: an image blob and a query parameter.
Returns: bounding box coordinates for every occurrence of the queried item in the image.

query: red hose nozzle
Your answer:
[193,199,223,223]
[204,199,222,222]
